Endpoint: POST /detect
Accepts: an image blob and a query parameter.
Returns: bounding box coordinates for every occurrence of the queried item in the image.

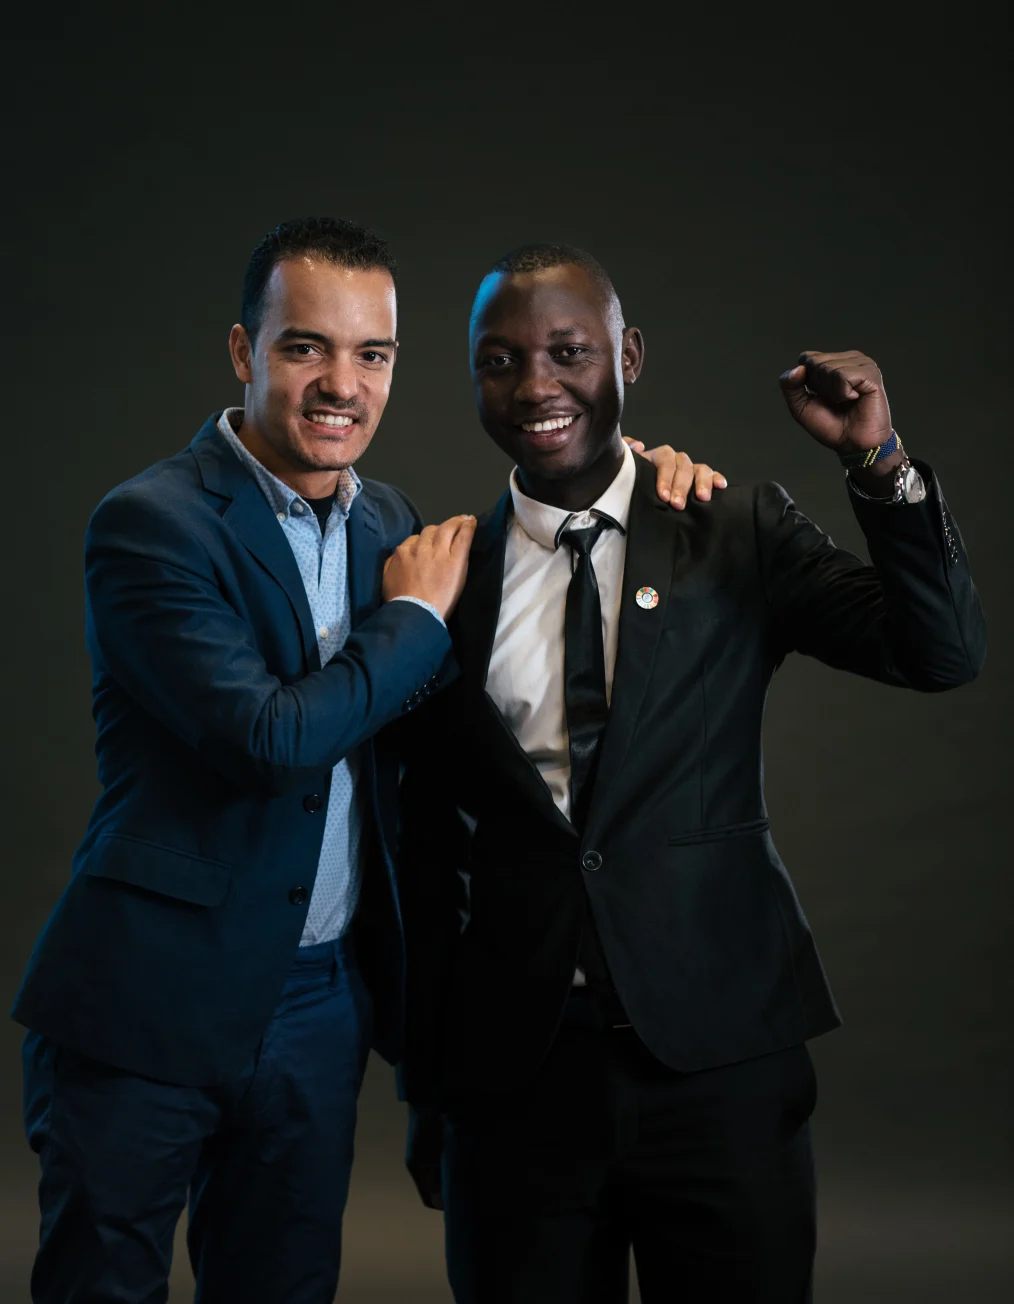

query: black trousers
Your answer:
[443,993,817,1304]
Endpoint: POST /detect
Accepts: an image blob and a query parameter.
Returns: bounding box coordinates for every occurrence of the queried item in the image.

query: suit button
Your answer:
[302,794,322,813]
[582,850,602,872]
[288,886,309,905]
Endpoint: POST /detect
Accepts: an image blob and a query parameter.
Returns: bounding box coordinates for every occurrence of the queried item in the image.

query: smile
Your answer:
[307,413,355,428]
[519,415,576,433]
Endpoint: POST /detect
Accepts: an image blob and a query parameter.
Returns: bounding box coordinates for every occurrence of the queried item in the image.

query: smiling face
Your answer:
[469,264,643,508]
[229,257,398,494]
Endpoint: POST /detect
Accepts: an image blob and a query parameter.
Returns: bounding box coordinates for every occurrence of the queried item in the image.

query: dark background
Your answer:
[2,13,1010,1301]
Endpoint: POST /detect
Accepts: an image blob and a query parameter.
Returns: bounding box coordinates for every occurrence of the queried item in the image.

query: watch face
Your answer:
[900,464,927,503]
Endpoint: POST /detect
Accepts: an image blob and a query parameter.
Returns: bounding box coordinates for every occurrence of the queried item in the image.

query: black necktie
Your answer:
[560,515,614,830]
[560,515,627,1019]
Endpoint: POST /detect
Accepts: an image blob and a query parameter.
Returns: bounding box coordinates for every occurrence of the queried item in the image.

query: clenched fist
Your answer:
[778,350,894,459]
[383,515,477,619]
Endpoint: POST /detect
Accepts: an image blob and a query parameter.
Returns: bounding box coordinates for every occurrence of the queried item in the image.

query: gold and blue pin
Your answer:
[635,586,659,610]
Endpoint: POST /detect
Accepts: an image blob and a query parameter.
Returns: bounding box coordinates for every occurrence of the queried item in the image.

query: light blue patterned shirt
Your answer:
[217,408,440,945]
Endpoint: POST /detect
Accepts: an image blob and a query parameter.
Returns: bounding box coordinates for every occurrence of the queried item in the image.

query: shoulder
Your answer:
[666,482,814,575]
[469,491,512,554]
[357,476,424,541]
[92,446,202,521]
[696,482,833,568]
[683,480,798,529]
[671,480,786,535]
[87,447,217,565]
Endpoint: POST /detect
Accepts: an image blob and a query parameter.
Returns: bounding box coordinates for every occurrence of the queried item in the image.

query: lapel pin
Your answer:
[635,586,659,610]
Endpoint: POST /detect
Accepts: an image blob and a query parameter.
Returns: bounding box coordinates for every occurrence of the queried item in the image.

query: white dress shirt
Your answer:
[486,444,636,824]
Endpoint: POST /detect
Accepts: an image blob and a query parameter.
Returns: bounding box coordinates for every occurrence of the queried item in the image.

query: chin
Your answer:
[298,433,371,471]
[514,444,589,481]
[518,458,574,481]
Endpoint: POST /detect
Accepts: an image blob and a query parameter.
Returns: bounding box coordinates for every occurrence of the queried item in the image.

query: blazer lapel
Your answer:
[454,493,573,835]
[452,492,511,693]
[191,418,319,668]
[347,490,384,628]
[586,455,687,840]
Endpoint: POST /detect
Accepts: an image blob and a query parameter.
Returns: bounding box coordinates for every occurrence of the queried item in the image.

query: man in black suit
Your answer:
[398,244,986,1303]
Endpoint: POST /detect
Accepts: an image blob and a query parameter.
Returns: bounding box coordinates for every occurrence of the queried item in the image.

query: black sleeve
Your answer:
[757,461,986,690]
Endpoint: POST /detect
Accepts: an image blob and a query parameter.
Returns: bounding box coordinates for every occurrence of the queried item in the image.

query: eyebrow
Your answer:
[276,327,331,346]
[477,326,584,348]
[275,328,397,349]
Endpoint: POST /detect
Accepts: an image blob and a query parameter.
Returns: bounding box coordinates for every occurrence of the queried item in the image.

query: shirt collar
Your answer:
[217,407,362,519]
[509,442,636,552]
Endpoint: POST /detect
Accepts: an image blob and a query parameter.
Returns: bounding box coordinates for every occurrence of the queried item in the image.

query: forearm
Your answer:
[195,603,454,791]
[848,462,986,689]
[91,555,452,792]
[86,486,456,790]
[760,469,986,690]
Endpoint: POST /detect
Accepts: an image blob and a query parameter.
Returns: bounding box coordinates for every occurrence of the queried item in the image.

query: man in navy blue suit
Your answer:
[13,218,719,1303]
[11,217,481,1304]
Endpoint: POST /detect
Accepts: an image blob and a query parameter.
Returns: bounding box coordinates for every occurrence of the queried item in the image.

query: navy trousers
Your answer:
[23,937,372,1304]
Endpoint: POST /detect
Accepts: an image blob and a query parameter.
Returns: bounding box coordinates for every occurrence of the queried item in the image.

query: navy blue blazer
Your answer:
[12,416,453,1086]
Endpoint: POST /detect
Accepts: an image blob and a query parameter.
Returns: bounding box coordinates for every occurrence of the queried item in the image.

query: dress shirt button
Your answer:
[582,850,603,872]
[319,626,329,639]
[292,501,304,513]
[276,512,286,523]
[288,886,309,905]
[302,794,322,813]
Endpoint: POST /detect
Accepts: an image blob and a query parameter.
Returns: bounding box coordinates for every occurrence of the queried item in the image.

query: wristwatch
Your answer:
[849,456,927,505]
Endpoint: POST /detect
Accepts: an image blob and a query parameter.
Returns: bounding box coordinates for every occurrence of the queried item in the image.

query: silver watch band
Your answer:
[847,457,926,505]
[847,471,902,504]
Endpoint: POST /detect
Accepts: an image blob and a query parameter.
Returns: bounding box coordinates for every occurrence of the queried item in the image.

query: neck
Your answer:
[516,431,625,513]
[235,416,343,501]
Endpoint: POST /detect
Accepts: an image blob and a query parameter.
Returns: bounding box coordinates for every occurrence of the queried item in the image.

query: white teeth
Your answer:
[521,415,575,433]
[308,413,353,427]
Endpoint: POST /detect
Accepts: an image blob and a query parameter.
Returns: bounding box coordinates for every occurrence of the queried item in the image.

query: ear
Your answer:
[229,323,254,385]
[621,326,645,385]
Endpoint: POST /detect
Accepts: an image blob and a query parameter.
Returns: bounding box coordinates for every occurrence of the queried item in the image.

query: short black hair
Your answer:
[486,242,616,299]
[241,216,397,342]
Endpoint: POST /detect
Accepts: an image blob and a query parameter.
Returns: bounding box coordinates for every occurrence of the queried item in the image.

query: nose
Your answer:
[513,355,563,406]
[318,353,358,403]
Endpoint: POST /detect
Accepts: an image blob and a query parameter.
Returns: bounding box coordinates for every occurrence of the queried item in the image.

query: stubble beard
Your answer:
[288,421,371,474]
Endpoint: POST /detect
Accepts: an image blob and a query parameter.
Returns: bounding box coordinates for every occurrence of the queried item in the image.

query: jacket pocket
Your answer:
[85,833,232,907]
[666,817,770,847]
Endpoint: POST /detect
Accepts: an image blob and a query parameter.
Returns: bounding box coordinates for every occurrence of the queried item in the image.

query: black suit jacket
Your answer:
[397,456,985,1103]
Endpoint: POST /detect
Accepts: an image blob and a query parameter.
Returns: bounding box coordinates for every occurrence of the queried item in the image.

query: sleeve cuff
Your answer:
[846,471,902,504]
[389,595,446,629]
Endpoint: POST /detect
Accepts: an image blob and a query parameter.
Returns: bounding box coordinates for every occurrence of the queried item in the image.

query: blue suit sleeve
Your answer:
[85,489,453,794]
